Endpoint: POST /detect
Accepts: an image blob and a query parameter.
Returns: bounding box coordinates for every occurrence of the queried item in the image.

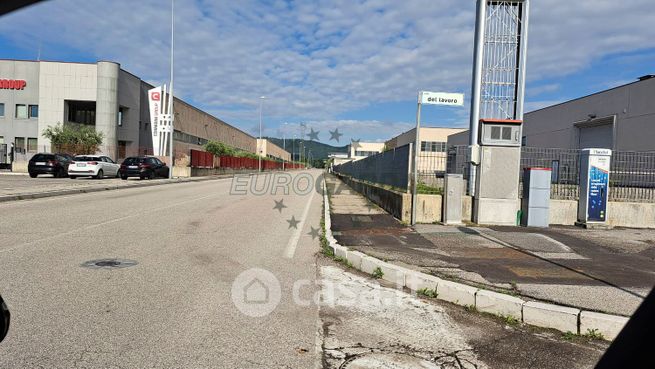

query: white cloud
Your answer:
[0,0,653,138]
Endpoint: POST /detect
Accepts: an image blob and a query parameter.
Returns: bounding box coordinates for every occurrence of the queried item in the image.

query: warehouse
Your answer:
[0,59,256,167]
[447,75,655,152]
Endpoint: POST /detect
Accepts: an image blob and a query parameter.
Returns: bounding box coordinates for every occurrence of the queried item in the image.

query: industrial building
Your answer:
[257,139,290,161]
[386,127,466,171]
[447,75,655,151]
[0,59,257,166]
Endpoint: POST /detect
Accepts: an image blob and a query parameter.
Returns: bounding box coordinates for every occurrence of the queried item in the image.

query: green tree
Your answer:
[204,140,235,156]
[42,123,103,154]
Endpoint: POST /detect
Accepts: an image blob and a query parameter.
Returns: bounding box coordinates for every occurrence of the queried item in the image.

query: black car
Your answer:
[0,294,9,343]
[119,156,169,180]
[28,153,73,178]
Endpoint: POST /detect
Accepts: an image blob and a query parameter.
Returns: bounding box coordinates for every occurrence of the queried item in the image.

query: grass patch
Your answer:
[417,288,438,298]
[417,181,443,195]
[334,256,354,268]
[372,267,384,279]
[582,328,605,341]
[464,304,478,313]
[500,314,520,326]
[562,331,577,341]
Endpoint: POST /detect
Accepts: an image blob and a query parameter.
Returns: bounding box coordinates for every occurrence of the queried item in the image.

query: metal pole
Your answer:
[515,0,530,121]
[411,95,422,226]
[168,0,175,178]
[282,124,286,171]
[468,0,487,195]
[258,97,264,172]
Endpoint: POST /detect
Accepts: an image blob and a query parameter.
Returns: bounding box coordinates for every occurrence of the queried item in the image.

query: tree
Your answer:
[42,123,103,154]
[204,140,236,156]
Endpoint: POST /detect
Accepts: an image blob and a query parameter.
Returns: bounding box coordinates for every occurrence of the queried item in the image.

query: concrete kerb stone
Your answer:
[523,301,580,334]
[323,174,629,341]
[345,250,366,270]
[475,289,524,320]
[334,245,348,261]
[580,311,629,341]
[405,272,441,293]
[437,280,478,307]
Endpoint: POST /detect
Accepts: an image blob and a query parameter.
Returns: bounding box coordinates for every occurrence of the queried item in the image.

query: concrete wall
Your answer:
[116,69,141,159]
[258,139,290,161]
[0,60,40,159]
[38,61,98,152]
[523,77,655,151]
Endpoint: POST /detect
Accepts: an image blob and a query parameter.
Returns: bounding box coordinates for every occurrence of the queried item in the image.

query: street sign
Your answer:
[419,91,464,106]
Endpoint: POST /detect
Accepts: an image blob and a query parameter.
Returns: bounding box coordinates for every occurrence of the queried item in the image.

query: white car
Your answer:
[68,155,120,179]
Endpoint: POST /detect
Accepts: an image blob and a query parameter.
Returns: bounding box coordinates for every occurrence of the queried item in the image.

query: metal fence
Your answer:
[332,144,412,192]
[415,150,448,194]
[447,146,655,202]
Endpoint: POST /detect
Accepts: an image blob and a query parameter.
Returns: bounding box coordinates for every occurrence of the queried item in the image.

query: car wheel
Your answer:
[29,172,37,178]
[121,176,128,180]
[115,170,120,178]
[69,176,77,180]
[149,170,156,180]
[95,169,104,179]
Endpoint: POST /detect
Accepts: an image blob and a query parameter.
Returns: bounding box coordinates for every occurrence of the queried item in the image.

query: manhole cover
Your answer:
[81,258,138,269]
[341,353,440,369]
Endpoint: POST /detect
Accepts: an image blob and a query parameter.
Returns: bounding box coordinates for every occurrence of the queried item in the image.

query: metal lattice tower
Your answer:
[480,1,528,120]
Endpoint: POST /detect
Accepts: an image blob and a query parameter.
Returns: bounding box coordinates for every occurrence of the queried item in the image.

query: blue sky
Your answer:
[1,0,653,145]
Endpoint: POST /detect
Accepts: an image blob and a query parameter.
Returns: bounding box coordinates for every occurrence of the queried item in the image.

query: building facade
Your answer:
[349,141,385,160]
[386,127,466,171]
[521,76,655,151]
[447,76,655,152]
[0,59,257,165]
[257,139,291,161]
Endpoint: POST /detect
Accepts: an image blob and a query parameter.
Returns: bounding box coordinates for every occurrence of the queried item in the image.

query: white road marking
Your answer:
[283,189,316,259]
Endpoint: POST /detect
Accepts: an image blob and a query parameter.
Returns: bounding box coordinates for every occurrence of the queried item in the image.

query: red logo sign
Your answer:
[0,79,27,90]
[151,91,161,101]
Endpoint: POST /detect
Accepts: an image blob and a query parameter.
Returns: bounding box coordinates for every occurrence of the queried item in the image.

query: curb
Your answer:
[0,174,240,203]
[322,176,629,341]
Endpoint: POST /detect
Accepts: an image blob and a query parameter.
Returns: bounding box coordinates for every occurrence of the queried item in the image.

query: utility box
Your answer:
[443,174,463,225]
[577,148,612,227]
[521,168,551,227]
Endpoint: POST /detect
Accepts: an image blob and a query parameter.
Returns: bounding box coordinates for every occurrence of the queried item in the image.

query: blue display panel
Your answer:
[588,165,608,221]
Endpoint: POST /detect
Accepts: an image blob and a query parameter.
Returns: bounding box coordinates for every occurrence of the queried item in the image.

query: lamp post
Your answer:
[282,122,288,171]
[168,0,175,178]
[258,96,266,172]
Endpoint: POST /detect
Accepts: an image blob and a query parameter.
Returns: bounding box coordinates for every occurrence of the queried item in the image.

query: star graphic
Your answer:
[287,216,300,229]
[307,226,320,240]
[307,128,320,141]
[329,128,343,142]
[351,138,361,150]
[273,199,287,213]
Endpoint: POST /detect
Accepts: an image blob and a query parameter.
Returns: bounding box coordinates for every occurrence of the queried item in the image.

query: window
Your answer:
[521,136,527,147]
[0,103,4,117]
[15,137,25,154]
[490,126,501,140]
[15,104,28,119]
[420,141,447,152]
[67,100,96,125]
[502,127,512,140]
[29,105,38,118]
[27,138,37,152]
[118,107,127,127]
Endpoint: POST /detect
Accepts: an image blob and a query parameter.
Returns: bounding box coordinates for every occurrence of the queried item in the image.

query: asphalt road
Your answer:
[0,170,325,368]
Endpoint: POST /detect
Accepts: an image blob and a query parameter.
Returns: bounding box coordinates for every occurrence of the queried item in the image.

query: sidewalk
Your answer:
[326,174,655,316]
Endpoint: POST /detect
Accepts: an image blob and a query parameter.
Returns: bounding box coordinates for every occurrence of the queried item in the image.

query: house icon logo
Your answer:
[231,268,281,317]
[244,278,269,304]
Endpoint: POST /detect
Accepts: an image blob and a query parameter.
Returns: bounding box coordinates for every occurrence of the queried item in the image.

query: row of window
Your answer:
[420,141,447,152]
[0,103,38,119]
[0,136,38,154]
[173,130,208,146]
[355,150,378,157]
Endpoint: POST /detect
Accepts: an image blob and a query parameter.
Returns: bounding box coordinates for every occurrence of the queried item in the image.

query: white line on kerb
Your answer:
[283,189,316,259]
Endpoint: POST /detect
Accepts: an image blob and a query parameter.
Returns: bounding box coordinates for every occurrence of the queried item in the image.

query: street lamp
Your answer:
[258,96,266,172]
[282,122,288,171]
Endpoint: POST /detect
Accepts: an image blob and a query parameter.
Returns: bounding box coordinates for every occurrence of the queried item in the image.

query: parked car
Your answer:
[69,155,120,179]
[28,153,73,178]
[119,156,169,180]
[0,294,8,343]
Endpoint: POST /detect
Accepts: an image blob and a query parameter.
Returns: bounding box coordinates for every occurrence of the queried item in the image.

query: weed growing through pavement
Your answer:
[372,267,384,279]
[333,256,353,268]
[416,288,438,298]
[582,329,605,341]
[464,304,478,313]
[500,314,520,326]
[562,331,577,341]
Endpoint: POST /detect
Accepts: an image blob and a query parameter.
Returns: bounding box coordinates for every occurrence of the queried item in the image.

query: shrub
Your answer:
[42,123,103,154]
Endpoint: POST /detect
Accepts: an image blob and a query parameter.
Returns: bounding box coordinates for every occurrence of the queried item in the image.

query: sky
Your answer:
[0,0,653,145]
